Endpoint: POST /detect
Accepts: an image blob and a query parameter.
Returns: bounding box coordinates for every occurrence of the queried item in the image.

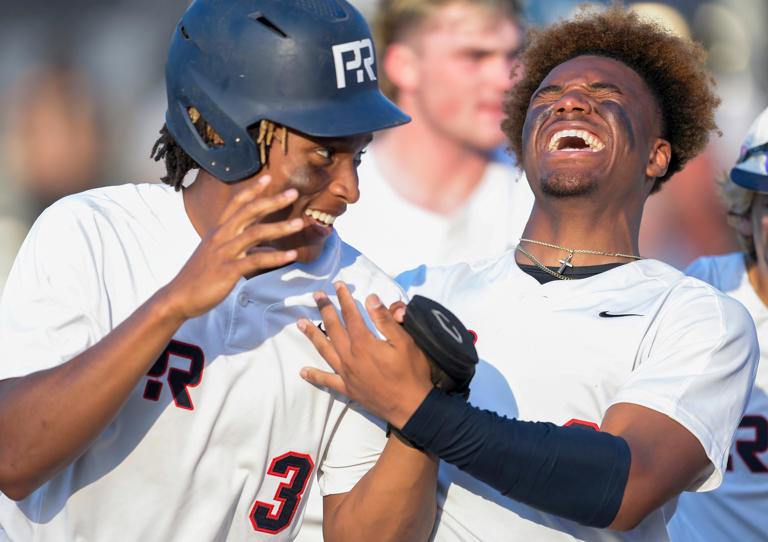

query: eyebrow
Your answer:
[589,82,623,93]
[532,81,624,100]
[532,85,561,99]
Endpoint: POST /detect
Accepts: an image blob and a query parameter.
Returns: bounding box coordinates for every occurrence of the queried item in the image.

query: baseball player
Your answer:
[0,0,439,540]
[299,5,759,541]
[336,0,534,276]
[667,107,768,542]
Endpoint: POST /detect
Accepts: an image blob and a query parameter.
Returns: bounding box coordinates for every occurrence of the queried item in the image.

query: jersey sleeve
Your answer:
[610,280,759,491]
[315,401,388,496]
[313,250,406,496]
[0,199,108,379]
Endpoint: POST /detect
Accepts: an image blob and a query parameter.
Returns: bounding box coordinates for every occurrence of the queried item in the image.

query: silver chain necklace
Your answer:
[517,238,643,281]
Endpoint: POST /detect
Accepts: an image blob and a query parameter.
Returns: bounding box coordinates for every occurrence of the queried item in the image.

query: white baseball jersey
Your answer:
[0,183,404,541]
[395,251,758,541]
[668,253,768,542]
[298,147,535,541]
[335,147,534,276]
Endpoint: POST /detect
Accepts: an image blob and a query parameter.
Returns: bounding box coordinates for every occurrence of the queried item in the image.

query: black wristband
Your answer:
[401,389,631,528]
[386,422,423,450]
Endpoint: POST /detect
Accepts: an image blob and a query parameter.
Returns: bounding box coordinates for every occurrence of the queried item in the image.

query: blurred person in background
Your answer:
[0,1,193,294]
[0,62,107,293]
[3,62,106,216]
[668,106,768,542]
[335,0,533,276]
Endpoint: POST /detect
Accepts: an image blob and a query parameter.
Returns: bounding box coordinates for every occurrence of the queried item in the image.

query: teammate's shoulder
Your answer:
[684,252,746,289]
[619,258,700,291]
[43,182,173,217]
[31,182,179,244]
[619,259,733,303]
[396,251,513,299]
[335,238,407,300]
[651,257,754,325]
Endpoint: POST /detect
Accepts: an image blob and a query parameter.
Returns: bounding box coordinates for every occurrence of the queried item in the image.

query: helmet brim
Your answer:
[270,91,410,138]
[731,166,768,192]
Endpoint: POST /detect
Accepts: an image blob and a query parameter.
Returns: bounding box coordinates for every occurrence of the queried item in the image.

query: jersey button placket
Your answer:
[227,283,269,351]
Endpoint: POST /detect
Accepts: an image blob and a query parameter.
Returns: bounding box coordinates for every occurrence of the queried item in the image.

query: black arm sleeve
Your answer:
[400,388,631,528]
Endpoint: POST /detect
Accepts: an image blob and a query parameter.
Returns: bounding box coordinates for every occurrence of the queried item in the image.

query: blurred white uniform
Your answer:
[395,252,757,541]
[0,183,403,541]
[669,253,768,542]
[336,148,534,275]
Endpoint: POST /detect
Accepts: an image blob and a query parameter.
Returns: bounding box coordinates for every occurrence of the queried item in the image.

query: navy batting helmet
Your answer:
[165,0,409,182]
[731,106,768,192]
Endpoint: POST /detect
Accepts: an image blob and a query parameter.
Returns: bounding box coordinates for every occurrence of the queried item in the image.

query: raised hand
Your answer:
[162,175,305,321]
[298,281,432,429]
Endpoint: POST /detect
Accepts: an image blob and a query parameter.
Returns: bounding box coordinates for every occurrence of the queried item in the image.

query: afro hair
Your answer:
[502,3,720,191]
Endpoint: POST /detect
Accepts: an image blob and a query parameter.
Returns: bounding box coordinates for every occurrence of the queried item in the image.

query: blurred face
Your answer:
[254,129,369,263]
[404,2,521,150]
[748,193,768,268]
[522,55,668,203]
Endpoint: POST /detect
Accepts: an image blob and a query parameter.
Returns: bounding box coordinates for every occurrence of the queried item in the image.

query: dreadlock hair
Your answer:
[150,109,287,190]
[502,3,720,193]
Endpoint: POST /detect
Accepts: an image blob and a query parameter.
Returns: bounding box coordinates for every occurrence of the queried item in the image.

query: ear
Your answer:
[382,43,420,93]
[739,211,754,237]
[645,138,671,180]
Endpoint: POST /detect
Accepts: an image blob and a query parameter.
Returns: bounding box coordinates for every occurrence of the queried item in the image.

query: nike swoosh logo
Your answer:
[598,311,643,318]
[316,322,328,336]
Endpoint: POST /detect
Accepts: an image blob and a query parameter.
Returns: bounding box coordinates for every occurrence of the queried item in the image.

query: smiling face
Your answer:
[521,55,669,203]
[396,2,522,151]
[249,128,369,263]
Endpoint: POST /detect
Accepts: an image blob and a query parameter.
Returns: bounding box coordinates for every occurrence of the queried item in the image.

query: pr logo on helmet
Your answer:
[332,39,376,89]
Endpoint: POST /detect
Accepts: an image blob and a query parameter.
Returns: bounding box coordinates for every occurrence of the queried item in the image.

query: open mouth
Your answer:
[547,129,605,152]
[304,208,336,227]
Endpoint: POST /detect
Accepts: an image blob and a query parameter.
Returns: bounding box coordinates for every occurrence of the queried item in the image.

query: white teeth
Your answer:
[304,208,336,226]
[547,129,605,152]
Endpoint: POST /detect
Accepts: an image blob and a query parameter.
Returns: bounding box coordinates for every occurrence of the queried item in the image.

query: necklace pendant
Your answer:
[557,252,574,274]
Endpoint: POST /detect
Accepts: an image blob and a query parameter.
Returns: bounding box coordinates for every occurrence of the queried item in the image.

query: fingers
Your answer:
[217,176,300,235]
[234,217,305,256]
[297,317,351,396]
[238,247,298,275]
[313,289,353,354]
[216,175,273,225]
[334,282,374,338]
[299,366,349,397]
[388,301,407,324]
[231,188,300,235]
[297,317,343,373]
[365,295,408,342]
